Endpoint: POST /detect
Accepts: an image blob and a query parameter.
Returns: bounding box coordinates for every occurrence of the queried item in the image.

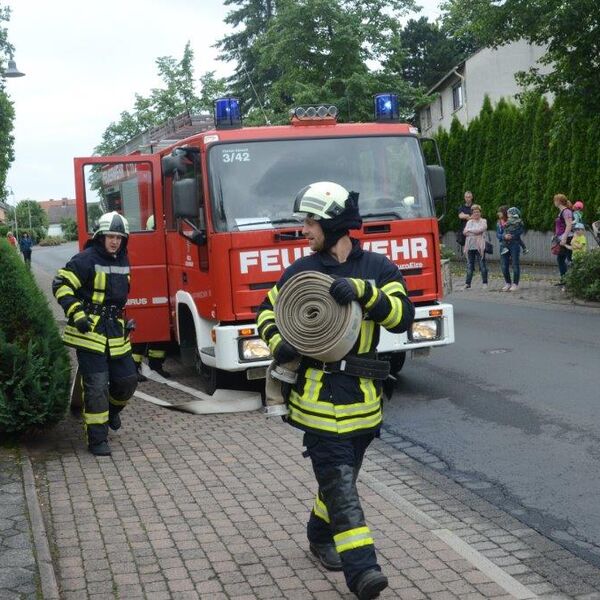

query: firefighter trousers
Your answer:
[132,342,167,370]
[76,350,138,447]
[303,432,380,591]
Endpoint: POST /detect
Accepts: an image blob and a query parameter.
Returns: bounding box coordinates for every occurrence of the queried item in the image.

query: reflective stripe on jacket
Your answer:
[257,238,415,438]
[53,240,132,357]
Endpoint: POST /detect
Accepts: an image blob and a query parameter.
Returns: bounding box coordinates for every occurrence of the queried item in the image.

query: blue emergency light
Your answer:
[374,93,399,122]
[214,97,242,129]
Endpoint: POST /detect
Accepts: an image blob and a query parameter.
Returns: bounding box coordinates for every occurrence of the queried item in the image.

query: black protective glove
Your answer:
[330,278,359,305]
[330,277,373,306]
[274,340,299,364]
[74,314,93,334]
[125,319,136,339]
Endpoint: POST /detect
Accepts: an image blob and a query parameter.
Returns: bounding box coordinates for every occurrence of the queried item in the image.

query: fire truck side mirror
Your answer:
[173,179,200,219]
[162,152,188,177]
[427,165,446,203]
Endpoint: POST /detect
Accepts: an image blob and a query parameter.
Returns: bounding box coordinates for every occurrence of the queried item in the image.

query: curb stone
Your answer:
[22,454,60,600]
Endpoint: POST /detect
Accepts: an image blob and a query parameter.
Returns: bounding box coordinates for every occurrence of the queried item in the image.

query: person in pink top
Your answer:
[552,193,573,285]
[6,231,17,248]
[463,204,489,290]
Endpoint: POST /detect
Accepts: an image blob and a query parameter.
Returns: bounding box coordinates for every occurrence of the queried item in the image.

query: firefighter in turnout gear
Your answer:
[53,211,138,456]
[257,182,415,599]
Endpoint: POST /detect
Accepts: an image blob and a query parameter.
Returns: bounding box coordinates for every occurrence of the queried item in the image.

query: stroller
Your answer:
[593,220,600,247]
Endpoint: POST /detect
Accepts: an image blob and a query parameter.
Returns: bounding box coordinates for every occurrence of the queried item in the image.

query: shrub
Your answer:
[60,217,79,241]
[564,249,600,302]
[440,244,456,260]
[38,237,65,246]
[0,238,71,435]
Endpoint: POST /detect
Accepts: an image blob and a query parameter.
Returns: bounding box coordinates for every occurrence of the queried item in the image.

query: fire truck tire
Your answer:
[198,362,226,396]
[390,352,406,375]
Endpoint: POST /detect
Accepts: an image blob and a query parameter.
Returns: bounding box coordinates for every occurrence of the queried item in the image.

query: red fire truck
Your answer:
[74,96,454,393]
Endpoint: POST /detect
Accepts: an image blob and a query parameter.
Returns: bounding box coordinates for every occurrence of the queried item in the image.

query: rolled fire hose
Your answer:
[265,271,363,416]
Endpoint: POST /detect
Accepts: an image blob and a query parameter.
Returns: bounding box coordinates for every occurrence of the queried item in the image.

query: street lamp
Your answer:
[4,59,25,78]
[2,57,26,237]
[7,189,18,239]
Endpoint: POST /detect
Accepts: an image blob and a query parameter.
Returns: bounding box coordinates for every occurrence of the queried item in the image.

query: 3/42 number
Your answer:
[222,152,250,163]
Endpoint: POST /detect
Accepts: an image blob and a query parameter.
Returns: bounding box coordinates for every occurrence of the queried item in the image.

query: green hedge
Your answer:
[436,95,600,233]
[565,249,600,302]
[0,238,70,434]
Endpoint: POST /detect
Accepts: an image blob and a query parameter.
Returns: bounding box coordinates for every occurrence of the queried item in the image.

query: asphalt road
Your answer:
[35,243,600,564]
[31,240,79,274]
[387,297,600,565]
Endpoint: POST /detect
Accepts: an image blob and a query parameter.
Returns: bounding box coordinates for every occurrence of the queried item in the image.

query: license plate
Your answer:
[411,347,431,358]
[246,366,267,380]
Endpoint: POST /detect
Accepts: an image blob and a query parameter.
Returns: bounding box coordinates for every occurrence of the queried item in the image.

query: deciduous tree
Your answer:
[440,0,600,113]
[0,3,15,202]
[96,43,227,155]
[217,0,422,123]
[397,17,465,90]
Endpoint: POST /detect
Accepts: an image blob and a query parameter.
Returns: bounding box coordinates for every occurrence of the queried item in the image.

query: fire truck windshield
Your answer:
[208,136,433,232]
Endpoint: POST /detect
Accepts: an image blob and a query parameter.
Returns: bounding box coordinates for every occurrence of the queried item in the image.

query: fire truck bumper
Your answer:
[378,302,455,352]
[204,302,454,375]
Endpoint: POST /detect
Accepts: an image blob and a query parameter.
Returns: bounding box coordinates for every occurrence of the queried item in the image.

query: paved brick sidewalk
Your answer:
[22,370,600,600]
[0,448,39,600]
[449,273,600,311]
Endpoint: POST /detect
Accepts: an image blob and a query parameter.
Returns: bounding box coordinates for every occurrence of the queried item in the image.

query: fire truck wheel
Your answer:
[390,352,406,376]
[199,363,226,396]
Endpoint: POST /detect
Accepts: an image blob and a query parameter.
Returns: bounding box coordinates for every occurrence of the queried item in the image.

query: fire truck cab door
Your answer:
[74,155,171,343]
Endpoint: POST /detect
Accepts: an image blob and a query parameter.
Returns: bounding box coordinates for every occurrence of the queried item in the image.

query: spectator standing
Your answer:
[497,207,524,291]
[6,231,17,248]
[19,232,33,268]
[463,204,488,290]
[456,191,474,248]
[552,194,573,284]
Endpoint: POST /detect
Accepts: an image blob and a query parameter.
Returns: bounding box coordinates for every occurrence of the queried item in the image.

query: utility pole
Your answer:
[27,201,32,230]
[9,190,18,239]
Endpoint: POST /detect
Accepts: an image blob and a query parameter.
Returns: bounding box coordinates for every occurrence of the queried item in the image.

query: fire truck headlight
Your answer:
[410,319,440,342]
[241,338,271,360]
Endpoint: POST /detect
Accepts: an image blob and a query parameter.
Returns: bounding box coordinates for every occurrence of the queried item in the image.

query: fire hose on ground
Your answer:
[265,271,364,416]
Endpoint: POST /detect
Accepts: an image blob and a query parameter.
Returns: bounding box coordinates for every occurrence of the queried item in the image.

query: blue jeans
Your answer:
[466,250,488,285]
[557,248,572,279]
[500,242,521,285]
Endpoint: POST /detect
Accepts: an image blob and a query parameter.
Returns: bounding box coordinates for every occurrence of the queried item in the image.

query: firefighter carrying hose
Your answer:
[257,182,415,599]
[52,211,138,456]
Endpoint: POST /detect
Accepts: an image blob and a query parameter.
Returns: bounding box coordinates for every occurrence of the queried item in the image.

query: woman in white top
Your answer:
[463,204,488,289]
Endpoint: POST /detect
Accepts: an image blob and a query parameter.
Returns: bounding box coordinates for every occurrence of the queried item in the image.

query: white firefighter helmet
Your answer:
[93,211,130,238]
[293,181,349,220]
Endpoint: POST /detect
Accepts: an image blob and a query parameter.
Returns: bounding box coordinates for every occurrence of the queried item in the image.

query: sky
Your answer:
[4,0,443,203]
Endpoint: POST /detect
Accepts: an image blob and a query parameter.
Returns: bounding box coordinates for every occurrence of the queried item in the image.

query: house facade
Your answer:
[419,40,550,133]
[39,198,77,237]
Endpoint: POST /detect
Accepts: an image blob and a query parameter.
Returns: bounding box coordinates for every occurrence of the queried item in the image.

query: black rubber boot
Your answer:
[310,542,343,571]
[89,441,112,456]
[149,362,171,378]
[135,365,147,382]
[354,570,388,600]
[108,411,121,431]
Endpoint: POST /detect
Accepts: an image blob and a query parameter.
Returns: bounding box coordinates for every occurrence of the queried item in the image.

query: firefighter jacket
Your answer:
[52,239,132,358]
[257,238,415,438]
